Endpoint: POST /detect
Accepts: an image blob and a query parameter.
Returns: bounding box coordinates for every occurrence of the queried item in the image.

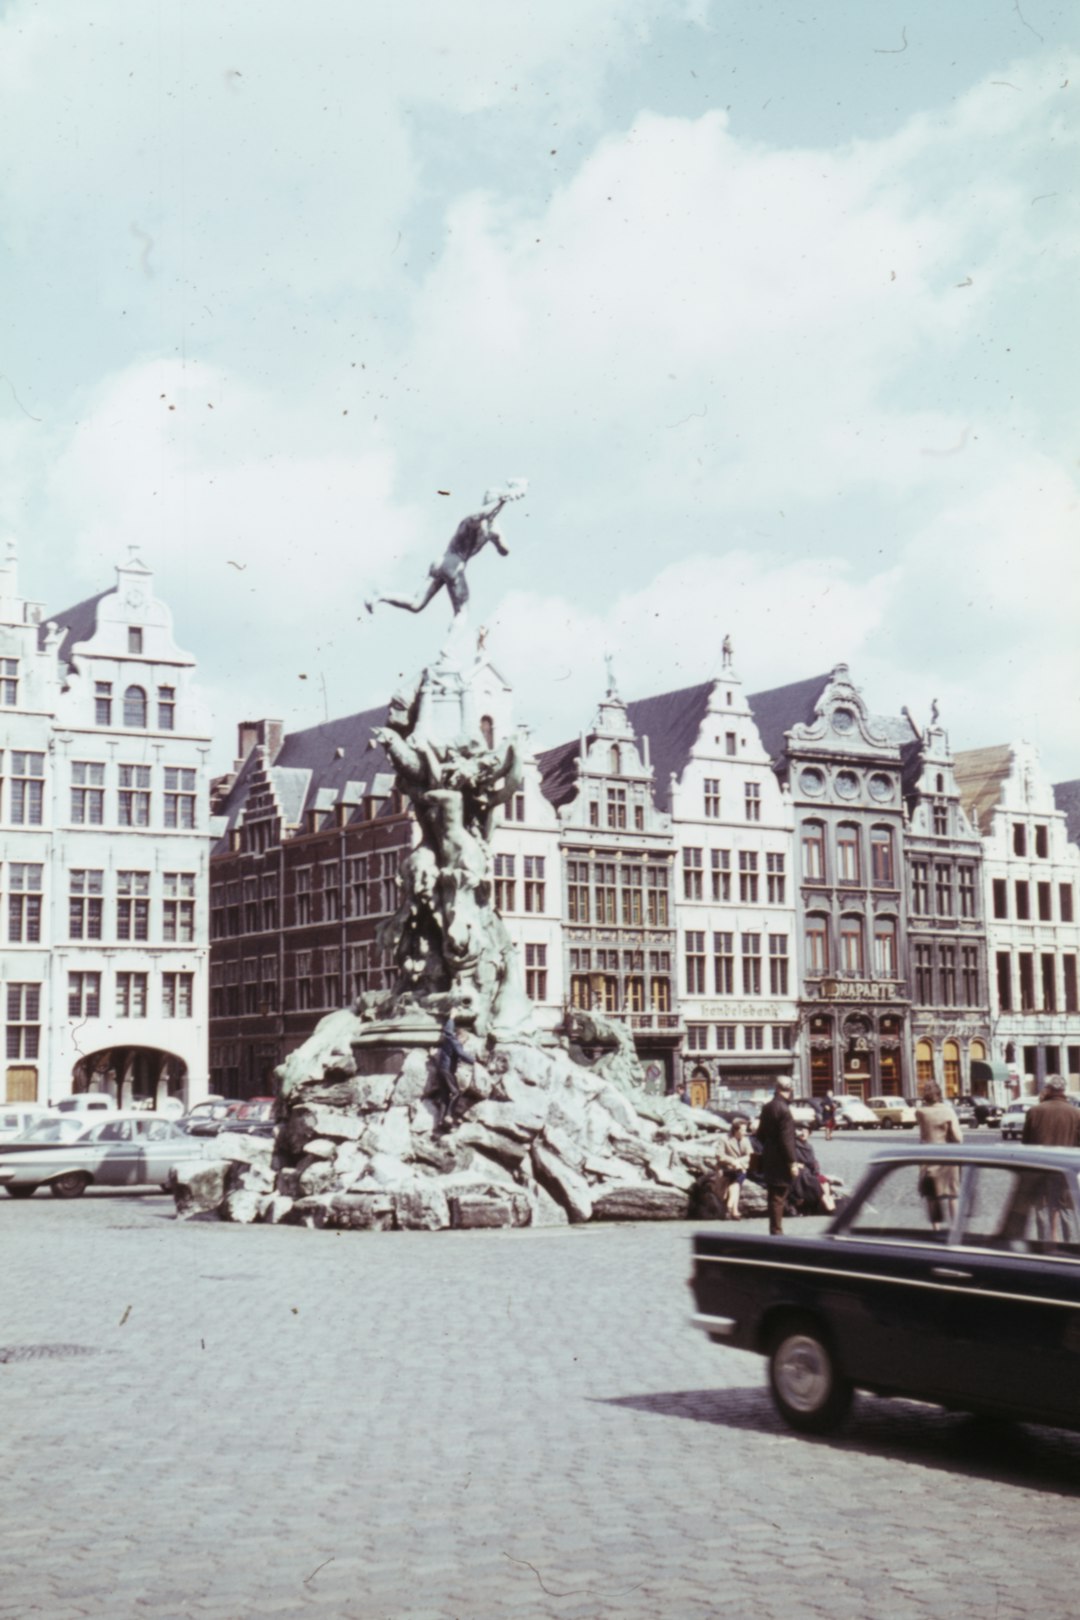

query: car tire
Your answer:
[881,1118,894,1129]
[768,1319,853,1434]
[49,1172,89,1200]
[5,1185,37,1198]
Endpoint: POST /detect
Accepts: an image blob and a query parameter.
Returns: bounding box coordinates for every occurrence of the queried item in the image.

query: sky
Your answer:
[1,0,1077,780]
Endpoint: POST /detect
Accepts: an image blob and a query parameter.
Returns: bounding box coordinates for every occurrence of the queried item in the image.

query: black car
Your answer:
[690,1143,1080,1435]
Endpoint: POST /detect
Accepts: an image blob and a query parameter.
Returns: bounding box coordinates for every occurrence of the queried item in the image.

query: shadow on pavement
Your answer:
[597,1387,1080,1496]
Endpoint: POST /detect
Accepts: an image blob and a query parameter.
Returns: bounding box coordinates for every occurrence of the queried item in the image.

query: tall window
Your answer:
[69,870,104,940]
[524,856,546,913]
[685,931,706,994]
[1041,953,1057,1013]
[766,852,785,904]
[935,864,953,916]
[1018,952,1035,1012]
[737,850,759,902]
[11,753,44,824]
[117,871,150,940]
[0,657,17,705]
[713,932,734,994]
[712,849,731,901]
[123,684,147,727]
[836,825,860,885]
[958,866,976,918]
[1064,955,1078,1014]
[915,943,933,1003]
[870,828,894,887]
[744,782,761,822]
[118,764,151,825]
[157,686,176,730]
[961,946,979,1005]
[620,863,642,926]
[162,972,194,1019]
[646,865,669,926]
[873,918,897,978]
[715,1023,736,1049]
[567,860,590,923]
[71,761,105,824]
[940,945,957,1006]
[682,847,703,901]
[839,916,864,975]
[594,862,617,925]
[1035,824,1049,859]
[295,866,312,925]
[115,972,148,1018]
[996,951,1012,1012]
[743,1024,765,1051]
[94,681,113,725]
[703,778,721,818]
[768,934,789,995]
[1061,884,1075,923]
[802,822,826,883]
[164,766,196,828]
[687,1024,708,1051]
[725,732,737,756]
[912,861,930,913]
[68,971,101,1019]
[932,803,948,836]
[1013,823,1027,856]
[805,915,829,974]
[525,943,547,1001]
[8,865,43,943]
[606,786,627,829]
[650,975,671,1014]
[7,983,41,1059]
[493,854,516,911]
[1037,882,1053,922]
[1015,880,1030,921]
[163,872,196,942]
[741,932,762,994]
[128,626,144,655]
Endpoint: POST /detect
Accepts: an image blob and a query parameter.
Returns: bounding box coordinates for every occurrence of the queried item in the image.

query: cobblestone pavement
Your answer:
[2,1155,1078,1620]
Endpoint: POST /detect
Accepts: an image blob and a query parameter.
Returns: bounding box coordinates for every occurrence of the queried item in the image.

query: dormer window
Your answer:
[128,626,144,655]
[123,684,147,727]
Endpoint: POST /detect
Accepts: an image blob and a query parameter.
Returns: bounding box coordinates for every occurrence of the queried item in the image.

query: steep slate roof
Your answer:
[1053,779,1080,847]
[953,744,1013,828]
[625,681,713,812]
[746,673,831,764]
[43,589,112,664]
[213,703,394,851]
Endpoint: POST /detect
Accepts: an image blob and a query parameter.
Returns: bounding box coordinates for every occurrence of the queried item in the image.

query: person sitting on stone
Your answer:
[432,1012,476,1131]
[786,1127,837,1217]
[716,1117,752,1219]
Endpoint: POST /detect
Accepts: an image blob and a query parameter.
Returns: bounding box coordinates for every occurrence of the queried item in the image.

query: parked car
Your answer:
[964,1097,1004,1128]
[218,1097,277,1138]
[0,1115,95,1149]
[0,1113,210,1198]
[1000,1099,1038,1141]
[835,1095,880,1130]
[52,1094,118,1118]
[866,1096,916,1129]
[0,1105,55,1143]
[690,1142,1080,1435]
[953,1098,977,1128]
[181,1098,243,1136]
[789,1098,822,1130]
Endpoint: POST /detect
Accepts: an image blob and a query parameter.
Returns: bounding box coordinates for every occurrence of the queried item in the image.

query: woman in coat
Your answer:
[716,1118,752,1219]
[915,1081,963,1230]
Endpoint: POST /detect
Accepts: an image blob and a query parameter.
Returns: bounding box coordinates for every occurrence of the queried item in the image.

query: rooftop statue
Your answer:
[364,480,527,621]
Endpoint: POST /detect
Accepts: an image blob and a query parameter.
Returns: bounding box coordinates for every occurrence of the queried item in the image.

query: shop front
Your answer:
[803,980,909,1098]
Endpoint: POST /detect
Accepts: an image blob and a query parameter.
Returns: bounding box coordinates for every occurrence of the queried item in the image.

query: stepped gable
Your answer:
[953,744,1013,828]
[1053,779,1080,848]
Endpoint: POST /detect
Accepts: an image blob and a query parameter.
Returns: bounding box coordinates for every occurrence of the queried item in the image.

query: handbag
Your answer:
[918,1170,938,1199]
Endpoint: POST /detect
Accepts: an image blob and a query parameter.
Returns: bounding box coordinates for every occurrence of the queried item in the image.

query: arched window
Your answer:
[873,917,897,977]
[870,826,894,886]
[805,914,829,974]
[943,1039,960,1097]
[839,915,865,974]
[970,1039,986,1063]
[123,685,147,727]
[802,821,826,883]
[916,1040,934,1085]
[836,823,861,885]
[479,714,494,749]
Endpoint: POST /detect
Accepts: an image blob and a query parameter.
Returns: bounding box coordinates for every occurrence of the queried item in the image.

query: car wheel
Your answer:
[49,1172,89,1200]
[5,1185,37,1198]
[768,1320,853,1434]
[881,1118,894,1129]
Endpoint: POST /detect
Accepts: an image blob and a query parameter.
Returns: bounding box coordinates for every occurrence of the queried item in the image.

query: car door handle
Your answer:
[930,1267,973,1281]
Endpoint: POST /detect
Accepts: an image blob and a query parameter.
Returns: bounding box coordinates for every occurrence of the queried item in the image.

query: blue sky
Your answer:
[1,1,1077,776]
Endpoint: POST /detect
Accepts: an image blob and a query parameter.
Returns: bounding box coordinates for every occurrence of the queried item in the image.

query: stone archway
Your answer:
[72,1046,189,1110]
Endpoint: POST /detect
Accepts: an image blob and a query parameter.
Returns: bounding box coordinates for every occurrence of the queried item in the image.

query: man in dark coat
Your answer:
[433,1014,476,1130]
[757,1077,799,1234]
[1022,1076,1080,1147]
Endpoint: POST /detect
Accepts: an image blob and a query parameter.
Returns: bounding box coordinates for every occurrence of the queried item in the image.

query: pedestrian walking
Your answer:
[1021,1075,1080,1147]
[757,1078,798,1235]
[820,1090,838,1141]
[915,1081,963,1230]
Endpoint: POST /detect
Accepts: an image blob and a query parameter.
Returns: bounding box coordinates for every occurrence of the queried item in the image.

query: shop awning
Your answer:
[971,1060,1011,1085]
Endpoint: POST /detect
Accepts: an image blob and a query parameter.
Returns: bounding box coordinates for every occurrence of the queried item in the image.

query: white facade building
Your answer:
[955,742,1080,1094]
[1,546,212,1107]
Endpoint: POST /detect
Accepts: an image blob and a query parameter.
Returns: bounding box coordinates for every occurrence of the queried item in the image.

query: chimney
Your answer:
[236,718,284,767]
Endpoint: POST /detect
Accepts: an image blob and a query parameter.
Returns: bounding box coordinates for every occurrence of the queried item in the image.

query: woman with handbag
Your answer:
[915,1082,963,1230]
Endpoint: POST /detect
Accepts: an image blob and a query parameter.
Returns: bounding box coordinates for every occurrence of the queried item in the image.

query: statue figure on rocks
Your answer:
[366,671,533,1040]
[364,480,527,620]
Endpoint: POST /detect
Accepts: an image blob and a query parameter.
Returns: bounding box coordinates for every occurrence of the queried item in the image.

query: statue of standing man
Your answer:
[364,480,527,619]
